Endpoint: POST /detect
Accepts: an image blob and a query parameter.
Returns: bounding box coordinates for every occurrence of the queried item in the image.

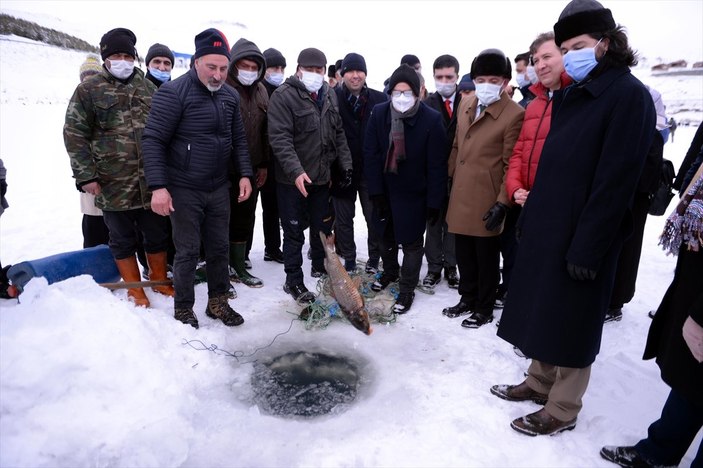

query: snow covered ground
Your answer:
[1,31,702,468]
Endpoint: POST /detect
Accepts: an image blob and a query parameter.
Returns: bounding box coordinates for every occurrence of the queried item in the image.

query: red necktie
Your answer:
[444,99,453,118]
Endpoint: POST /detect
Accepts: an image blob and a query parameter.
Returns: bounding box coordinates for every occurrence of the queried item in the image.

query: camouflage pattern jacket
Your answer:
[64,67,156,211]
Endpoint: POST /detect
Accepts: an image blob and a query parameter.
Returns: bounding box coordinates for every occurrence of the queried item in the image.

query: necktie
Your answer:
[311,92,318,101]
[444,99,453,118]
[479,104,486,114]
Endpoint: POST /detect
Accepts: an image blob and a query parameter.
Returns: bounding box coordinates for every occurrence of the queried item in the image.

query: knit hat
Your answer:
[457,74,475,92]
[341,52,367,75]
[263,48,286,68]
[387,64,420,97]
[470,49,512,79]
[193,28,230,60]
[554,0,615,46]
[145,43,174,67]
[99,27,136,60]
[400,54,421,68]
[297,47,326,68]
[79,54,102,82]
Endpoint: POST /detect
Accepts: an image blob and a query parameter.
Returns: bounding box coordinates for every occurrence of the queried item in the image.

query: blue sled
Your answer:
[7,244,120,291]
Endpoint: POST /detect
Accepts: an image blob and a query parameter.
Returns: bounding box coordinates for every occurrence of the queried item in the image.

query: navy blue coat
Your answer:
[497,66,655,368]
[363,101,447,244]
[143,68,253,192]
[331,84,388,198]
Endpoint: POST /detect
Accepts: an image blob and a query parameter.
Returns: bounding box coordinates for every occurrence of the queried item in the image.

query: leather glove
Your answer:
[482,202,508,231]
[682,316,703,363]
[426,207,441,226]
[371,195,390,222]
[567,262,597,281]
[337,168,353,190]
[0,179,6,197]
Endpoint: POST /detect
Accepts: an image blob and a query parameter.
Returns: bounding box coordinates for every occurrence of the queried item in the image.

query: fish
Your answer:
[319,231,373,335]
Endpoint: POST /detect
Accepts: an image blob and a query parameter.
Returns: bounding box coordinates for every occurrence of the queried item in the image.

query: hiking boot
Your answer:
[283,283,316,305]
[311,267,326,278]
[461,311,494,328]
[600,446,656,467]
[393,292,415,314]
[422,271,442,289]
[510,408,577,436]
[205,295,244,326]
[264,249,284,263]
[442,301,472,318]
[604,307,623,323]
[490,381,548,405]
[365,259,379,275]
[174,308,199,329]
[371,272,398,292]
[444,266,459,289]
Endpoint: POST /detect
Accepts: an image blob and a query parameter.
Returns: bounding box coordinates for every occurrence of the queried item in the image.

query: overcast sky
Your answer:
[2,0,702,89]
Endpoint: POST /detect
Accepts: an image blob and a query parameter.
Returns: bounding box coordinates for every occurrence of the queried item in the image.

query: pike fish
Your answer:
[319,232,372,335]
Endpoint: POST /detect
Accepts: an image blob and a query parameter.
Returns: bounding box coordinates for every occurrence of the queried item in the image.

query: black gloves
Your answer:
[338,168,353,189]
[567,262,597,281]
[483,202,508,231]
[371,195,390,222]
[426,207,441,226]
[0,179,6,198]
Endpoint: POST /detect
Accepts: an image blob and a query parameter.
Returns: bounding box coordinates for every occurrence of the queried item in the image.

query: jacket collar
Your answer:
[578,66,630,98]
[467,91,512,124]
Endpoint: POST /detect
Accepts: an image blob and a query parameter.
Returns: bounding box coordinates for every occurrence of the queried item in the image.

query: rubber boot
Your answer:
[230,242,263,288]
[146,251,175,297]
[114,256,150,307]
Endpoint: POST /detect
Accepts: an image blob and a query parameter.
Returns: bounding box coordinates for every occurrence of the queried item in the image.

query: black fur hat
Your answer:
[470,49,511,80]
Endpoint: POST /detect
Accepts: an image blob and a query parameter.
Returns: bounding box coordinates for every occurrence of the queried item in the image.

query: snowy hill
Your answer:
[1,29,702,468]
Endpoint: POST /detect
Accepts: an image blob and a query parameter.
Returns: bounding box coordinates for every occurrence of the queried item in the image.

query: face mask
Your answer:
[474,82,503,107]
[563,39,602,82]
[265,72,284,87]
[300,70,324,93]
[108,59,135,80]
[516,73,530,89]
[237,69,258,86]
[148,67,171,83]
[391,94,416,113]
[526,65,539,84]
[434,81,456,98]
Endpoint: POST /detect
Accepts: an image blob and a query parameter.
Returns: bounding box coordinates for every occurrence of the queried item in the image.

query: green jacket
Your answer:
[64,67,156,211]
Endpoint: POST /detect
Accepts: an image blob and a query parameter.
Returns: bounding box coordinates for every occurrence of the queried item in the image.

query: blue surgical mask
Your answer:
[148,67,171,83]
[265,72,284,87]
[563,38,602,82]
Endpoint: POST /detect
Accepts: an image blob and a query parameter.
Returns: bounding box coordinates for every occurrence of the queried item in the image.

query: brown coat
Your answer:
[446,92,524,236]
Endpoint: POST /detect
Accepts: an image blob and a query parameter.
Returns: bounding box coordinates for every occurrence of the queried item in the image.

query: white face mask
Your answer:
[391,94,416,113]
[300,70,324,93]
[107,59,135,80]
[516,73,530,89]
[526,65,539,84]
[434,81,456,98]
[265,72,284,87]
[474,82,503,107]
[237,69,258,86]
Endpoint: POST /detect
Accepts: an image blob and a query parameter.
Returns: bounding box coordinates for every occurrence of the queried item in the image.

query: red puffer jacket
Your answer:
[506,72,572,200]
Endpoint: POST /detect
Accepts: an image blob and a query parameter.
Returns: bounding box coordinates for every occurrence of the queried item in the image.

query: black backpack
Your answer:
[648,159,676,216]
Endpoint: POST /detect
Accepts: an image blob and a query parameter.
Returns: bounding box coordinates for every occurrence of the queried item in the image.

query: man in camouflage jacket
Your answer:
[63,27,173,308]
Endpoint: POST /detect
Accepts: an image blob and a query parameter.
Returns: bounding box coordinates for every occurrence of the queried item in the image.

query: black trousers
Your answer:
[455,234,500,314]
[229,174,258,244]
[378,214,424,295]
[499,204,521,294]
[82,214,110,248]
[102,208,169,260]
[259,165,281,254]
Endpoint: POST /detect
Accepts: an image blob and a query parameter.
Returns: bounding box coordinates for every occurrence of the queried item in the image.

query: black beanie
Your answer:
[554,0,616,46]
[297,48,326,68]
[400,54,420,68]
[387,64,420,97]
[263,48,286,68]
[145,43,174,67]
[470,49,512,80]
[193,28,230,60]
[341,52,367,75]
[100,28,136,60]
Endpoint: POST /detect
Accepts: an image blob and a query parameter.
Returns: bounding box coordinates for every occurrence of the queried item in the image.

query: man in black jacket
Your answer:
[143,29,253,329]
[331,53,388,274]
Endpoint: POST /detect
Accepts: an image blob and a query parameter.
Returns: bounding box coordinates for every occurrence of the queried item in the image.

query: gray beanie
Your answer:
[554,0,616,46]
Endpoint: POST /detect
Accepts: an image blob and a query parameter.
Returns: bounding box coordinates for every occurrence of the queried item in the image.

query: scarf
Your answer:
[344,84,368,120]
[660,164,703,255]
[384,98,420,174]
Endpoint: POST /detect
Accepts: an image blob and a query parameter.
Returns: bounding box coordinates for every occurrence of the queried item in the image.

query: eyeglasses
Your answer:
[391,90,414,98]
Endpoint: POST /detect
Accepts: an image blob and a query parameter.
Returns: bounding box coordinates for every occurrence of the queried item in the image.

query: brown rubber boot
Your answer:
[114,256,150,307]
[146,251,175,297]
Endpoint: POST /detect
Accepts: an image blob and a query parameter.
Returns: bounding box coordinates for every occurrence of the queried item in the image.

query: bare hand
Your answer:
[238,177,252,202]
[683,316,703,363]
[255,167,267,188]
[295,172,312,197]
[82,181,102,196]
[513,188,529,206]
[150,188,174,216]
